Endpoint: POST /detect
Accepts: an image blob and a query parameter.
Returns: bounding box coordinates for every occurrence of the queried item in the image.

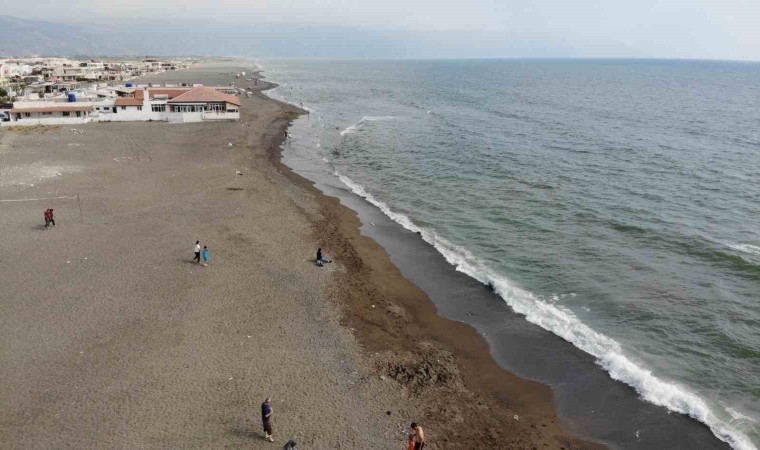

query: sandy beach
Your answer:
[0,61,601,449]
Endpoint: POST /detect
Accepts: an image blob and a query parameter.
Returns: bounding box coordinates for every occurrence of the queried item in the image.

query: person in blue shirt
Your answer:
[202,246,209,267]
[261,397,274,442]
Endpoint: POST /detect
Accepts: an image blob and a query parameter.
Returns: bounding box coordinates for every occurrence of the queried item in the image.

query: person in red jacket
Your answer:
[43,209,55,229]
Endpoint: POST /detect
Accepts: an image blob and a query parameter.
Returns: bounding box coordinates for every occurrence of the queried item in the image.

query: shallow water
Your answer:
[263,58,760,449]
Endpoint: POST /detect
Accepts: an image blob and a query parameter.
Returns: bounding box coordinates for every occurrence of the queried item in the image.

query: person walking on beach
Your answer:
[194,241,201,264]
[44,209,56,229]
[315,248,332,266]
[410,422,425,450]
[261,397,274,442]
[202,246,209,267]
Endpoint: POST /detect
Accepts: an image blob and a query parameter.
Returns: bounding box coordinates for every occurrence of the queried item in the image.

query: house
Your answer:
[9,102,94,125]
[3,79,240,126]
[167,86,240,117]
[97,85,240,123]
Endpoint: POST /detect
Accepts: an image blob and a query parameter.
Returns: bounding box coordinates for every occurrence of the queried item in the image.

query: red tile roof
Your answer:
[11,105,93,113]
[167,86,241,106]
[114,98,144,106]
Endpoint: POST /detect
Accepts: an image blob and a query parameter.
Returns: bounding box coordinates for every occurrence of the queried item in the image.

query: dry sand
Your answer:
[0,61,602,449]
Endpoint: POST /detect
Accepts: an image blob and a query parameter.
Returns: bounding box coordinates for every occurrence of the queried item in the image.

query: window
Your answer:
[62,112,70,117]
[173,104,205,113]
[137,106,142,111]
[24,113,31,117]
[151,104,166,112]
[121,106,126,110]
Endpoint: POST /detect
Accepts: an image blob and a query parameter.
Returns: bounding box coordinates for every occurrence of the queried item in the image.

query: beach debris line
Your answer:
[375,348,460,395]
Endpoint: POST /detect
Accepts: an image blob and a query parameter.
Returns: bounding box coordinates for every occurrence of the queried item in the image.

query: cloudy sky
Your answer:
[2,0,759,60]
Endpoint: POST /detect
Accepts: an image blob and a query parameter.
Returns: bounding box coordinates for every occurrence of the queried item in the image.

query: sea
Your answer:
[261,58,760,450]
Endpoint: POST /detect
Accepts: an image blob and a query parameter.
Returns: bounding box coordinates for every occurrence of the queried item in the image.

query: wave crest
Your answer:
[339,115,396,136]
[335,172,757,450]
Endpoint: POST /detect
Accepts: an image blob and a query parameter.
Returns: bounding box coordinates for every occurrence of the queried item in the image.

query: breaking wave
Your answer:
[726,243,760,257]
[335,171,757,450]
[339,116,396,136]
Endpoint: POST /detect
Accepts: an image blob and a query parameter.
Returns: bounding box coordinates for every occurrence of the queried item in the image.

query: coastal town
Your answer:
[0,57,247,125]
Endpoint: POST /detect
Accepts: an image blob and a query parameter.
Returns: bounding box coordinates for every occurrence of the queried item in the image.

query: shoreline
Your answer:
[257,62,740,450]
[254,77,605,448]
[0,59,736,449]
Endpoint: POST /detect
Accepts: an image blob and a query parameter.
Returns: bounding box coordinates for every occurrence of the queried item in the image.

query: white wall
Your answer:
[202,111,240,121]
[3,117,92,126]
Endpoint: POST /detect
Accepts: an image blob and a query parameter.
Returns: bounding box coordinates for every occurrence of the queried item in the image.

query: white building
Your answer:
[98,85,240,123]
[4,85,241,126]
[9,102,95,125]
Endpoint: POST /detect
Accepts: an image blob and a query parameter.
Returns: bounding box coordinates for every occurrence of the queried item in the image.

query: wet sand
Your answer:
[0,61,599,449]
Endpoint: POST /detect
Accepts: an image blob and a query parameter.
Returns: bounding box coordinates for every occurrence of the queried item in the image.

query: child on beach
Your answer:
[194,241,201,263]
[315,248,332,266]
[202,246,209,267]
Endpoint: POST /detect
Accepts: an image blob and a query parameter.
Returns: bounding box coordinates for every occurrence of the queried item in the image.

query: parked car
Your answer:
[0,112,10,122]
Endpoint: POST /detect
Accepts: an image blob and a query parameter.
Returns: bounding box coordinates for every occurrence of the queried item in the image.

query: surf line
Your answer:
[0,195,78,202]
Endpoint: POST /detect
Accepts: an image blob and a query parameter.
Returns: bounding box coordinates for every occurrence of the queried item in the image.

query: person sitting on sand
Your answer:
[202,246,209,267]
[410,422,425,450]
[262,397,274,442]
[194,241,201,264]
[316,248,332,266]
[282,440,298,450]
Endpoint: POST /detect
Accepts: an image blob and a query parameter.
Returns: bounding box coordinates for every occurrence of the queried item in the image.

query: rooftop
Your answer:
[167,86,240,106]
[11,105,93,113]
[114,98,144,107]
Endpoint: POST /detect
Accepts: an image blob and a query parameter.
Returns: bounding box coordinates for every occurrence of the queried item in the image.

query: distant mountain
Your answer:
[0,14,577,59]
[0,16,130,57]
[0,14,420,58]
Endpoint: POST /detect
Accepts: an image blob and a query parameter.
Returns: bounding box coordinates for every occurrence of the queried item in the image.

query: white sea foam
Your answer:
[340,124,361,136]
[335,171,758,450]
[727,243,760,256]
[727,407,758,424]
[339,116,396,136]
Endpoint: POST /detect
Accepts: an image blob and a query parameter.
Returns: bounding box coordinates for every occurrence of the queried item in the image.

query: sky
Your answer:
[1,0,759,60]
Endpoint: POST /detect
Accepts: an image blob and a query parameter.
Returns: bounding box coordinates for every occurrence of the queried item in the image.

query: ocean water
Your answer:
[263,59,760,449]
